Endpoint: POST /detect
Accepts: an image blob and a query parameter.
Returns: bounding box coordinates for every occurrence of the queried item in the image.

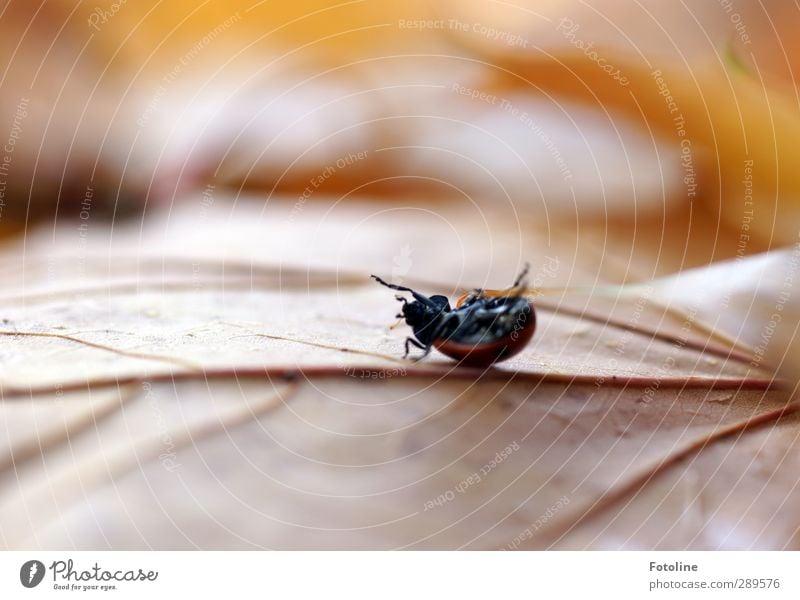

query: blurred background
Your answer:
[1,0,799,276]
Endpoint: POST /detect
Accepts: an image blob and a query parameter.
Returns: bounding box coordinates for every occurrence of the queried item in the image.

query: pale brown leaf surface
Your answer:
[1,195,797,550]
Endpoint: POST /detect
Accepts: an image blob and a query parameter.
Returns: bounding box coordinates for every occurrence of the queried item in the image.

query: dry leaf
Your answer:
[1,195,796,550]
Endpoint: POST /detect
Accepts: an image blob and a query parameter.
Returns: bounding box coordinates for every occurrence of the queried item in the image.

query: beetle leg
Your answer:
[403,337,427,359]
[465,289,486,304]
[419,343,433,359]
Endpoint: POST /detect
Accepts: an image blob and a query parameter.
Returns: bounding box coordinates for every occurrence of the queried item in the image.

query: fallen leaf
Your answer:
[1,195,796,550]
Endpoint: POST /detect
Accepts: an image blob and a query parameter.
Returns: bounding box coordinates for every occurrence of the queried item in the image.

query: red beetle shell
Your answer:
[433,299,536,366]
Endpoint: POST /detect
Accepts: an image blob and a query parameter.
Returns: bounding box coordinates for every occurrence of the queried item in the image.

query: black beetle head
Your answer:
[400,295,450,327]
[371,275,452,329]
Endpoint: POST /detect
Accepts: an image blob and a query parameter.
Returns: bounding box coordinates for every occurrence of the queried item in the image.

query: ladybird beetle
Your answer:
[371,265,536,366]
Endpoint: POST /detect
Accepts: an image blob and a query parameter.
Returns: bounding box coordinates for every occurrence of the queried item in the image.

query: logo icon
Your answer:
[20,560,45,588]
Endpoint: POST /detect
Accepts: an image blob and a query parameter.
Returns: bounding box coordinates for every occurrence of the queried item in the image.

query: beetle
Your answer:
[371,266,536,366]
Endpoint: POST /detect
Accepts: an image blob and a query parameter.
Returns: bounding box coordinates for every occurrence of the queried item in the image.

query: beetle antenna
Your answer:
[370,275,437,307]
[512,263,530,288]
[371,274,414,292]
